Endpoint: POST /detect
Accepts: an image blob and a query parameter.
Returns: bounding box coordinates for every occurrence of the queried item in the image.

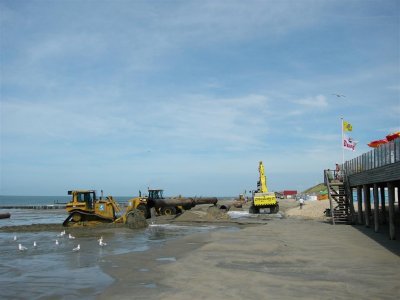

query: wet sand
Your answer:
[2,200,399,299]
[98,201,400,300]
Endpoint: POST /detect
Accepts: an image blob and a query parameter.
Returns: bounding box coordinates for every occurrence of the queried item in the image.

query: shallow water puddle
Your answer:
[156,257,177,262]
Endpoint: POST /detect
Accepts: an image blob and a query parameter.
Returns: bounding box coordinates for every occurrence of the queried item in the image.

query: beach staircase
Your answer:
[324,169,350,224]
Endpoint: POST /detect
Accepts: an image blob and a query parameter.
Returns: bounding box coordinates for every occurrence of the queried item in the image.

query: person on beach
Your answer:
[299,197,304,209]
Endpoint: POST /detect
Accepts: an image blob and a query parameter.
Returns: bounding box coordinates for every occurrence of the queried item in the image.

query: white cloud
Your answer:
[1,93,273,152]
[294,95,328,109]
[386,85,400,91]
[1,100,128,140]
[140,93,272,149]
[27,34,106,63]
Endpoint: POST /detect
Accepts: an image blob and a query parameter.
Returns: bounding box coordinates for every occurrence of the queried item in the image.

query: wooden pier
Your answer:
[325,138,400,240]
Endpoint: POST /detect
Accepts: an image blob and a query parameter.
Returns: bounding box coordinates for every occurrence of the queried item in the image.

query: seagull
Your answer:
[55,239,59,245]
[13,235,17,241]
[332,93,346,98]
[99,239,107,247]
[18,244,27,251]
[68,234,75,239]
[58,230,66,237]
[97,236,104,243]
[72,244,80,252]
[33,241,37,247]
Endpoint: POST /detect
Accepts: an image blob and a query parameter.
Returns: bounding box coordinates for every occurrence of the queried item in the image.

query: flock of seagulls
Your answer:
[13,231,108,253]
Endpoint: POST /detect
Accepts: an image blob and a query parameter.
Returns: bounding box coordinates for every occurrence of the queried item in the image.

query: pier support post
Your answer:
[387,182,396,240]
[373,184,379,233]
[380,186,386,224]
[397,186,400,213]
[348,187,356,224]
[357,186,363,225]
[363,184,371,228]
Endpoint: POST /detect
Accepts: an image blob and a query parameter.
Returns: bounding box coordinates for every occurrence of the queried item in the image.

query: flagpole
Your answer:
[341,117,344,166]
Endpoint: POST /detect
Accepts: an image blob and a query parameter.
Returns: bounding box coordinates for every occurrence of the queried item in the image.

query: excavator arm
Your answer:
[258,161,268,193]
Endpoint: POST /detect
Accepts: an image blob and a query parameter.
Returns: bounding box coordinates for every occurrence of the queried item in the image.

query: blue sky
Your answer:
[1,0,399,196]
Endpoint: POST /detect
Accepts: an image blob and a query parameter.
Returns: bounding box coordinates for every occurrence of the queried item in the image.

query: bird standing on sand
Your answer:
[18,244,27,251]
[72,244,80,252]
[99,238,107,247]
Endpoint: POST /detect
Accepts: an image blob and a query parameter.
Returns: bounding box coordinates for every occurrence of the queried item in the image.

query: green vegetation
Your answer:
[303,183,327,194]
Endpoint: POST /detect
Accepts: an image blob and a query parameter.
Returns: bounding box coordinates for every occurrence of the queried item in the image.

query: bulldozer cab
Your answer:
[64,189,122,227]
[67,190,96,210]
[148,189,163,200]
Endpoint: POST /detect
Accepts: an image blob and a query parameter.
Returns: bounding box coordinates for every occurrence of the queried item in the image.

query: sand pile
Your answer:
[125,209,148,229]
[174,206,231,222]
[285,200,330,220]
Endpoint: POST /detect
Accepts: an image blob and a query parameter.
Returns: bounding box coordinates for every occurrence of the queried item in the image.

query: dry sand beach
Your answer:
[98,200,400,300]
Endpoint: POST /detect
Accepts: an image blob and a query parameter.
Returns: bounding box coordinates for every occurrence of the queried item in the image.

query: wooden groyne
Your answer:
[0,205,65,209]
[0,212,11,219]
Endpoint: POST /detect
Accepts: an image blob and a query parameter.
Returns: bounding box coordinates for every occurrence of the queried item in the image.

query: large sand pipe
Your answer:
[150,198,196,209]
[192,197,218,205]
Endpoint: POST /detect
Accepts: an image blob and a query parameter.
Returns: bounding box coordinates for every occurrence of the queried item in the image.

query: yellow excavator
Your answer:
[249,161,279,214]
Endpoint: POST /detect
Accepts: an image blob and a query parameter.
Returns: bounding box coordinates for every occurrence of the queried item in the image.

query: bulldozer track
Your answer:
[62,210,114,227]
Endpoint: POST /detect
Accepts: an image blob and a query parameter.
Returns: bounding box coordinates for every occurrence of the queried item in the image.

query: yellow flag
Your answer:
[343,120,352,132]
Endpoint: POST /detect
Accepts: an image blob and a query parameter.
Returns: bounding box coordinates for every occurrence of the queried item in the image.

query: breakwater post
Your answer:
[0,205,65,209]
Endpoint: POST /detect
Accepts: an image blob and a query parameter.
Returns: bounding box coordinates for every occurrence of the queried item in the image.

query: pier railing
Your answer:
[343,138,400,176]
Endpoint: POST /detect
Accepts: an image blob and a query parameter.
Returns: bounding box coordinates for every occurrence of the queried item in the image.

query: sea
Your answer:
[0,195,236,299]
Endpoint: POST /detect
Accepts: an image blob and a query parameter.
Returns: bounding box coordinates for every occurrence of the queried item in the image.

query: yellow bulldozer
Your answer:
[62,190,148,227]
[249,161,279,214]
